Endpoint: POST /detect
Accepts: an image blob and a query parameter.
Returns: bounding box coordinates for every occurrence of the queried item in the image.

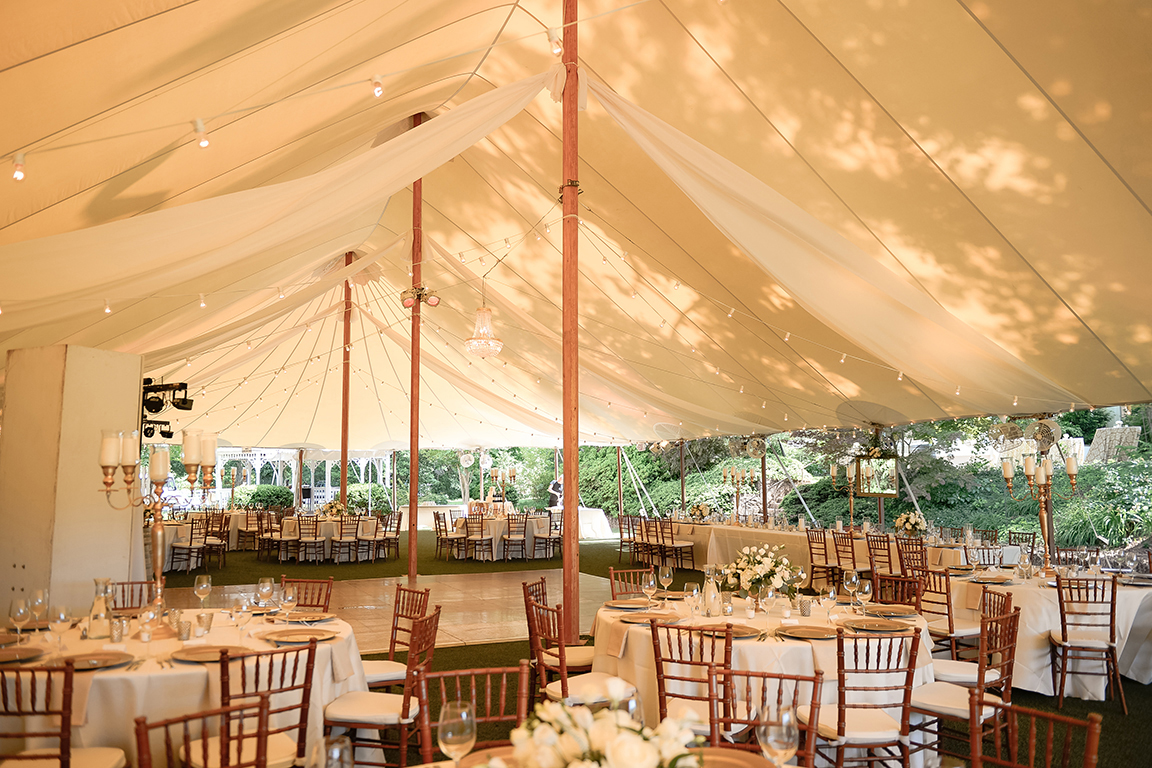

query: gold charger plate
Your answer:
[171,645,251,663]
[659,590,687,600]
[776,625,838,640]
[697,623,759,638]
[970,576,1013,585]
[692,747,772,768]
[841,618,911,633]
[461,747,515,768]
[282,612,336,623]
[262,628,337,644]
[603,599,648,610]
[0,646,45,663]
[863,604,917,617]
[620,612,681,625]
[63,651,134,670]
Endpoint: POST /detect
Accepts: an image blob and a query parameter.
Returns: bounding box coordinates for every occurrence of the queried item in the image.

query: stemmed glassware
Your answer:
[843,571,860,609]
[757,706,799,768]
[280,585,298,621]
[138,603,159,659]
[684,582,701,619]
[658,566,674,607]
[437,701,477,768]
[857,580,873,611]
[256,578,275,608]
[9,599,30,645]
[194,575,212,610]
[47,605,70,658]
[821,587,837,627]
[231,597,252,643]
[641,572,658,610]
[29,590,47,630]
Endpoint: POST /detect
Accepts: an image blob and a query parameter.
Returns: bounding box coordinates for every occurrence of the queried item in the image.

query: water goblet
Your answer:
[29,590,47,629]
[47,605,70,658]
[820,587,837,627]
[641,572,658,610]
[194,575,212,609]
[231,597,252,643]
[280,585,298,621]
[256,577,275,608]
[843,570,860,609]
[658,566,674,606]
[684,582,701,619]
[858,580,873,610]
[9,600,30,645]
[757,706,799,768]
[438,701,477,768]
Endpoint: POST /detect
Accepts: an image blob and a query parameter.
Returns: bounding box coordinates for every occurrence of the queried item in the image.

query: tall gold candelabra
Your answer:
[1001,452,1078,577]
[723,466,757,521]
[829,462,858,530]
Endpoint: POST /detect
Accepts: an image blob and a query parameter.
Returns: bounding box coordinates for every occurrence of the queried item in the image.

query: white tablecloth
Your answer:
[544,507,615,539]
[453,516,551,560]
[4,611,367,764]
[591,597,934,727]
[948,575,1152,699]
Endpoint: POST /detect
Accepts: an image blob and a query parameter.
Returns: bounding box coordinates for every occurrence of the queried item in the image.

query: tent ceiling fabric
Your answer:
[1,0,1149,450]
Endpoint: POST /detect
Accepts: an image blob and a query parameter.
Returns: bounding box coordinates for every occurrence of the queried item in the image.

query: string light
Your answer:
[504,238,511,249]
[762,401,766,408]
[103,299,111,314]
[193,119,209,148]
[955,385,961,396]
[602,255,608,265]
[739,385,744,393]
[278,287,285,299]
[897,371,903,381]
[535,231,541,241]
[630,289,637,299]
[12,153,25,181]
[371,76,384,98]
[673,281,680,289]
[459,252,465,262]
[199,293,206,308]
[839,353,846,363]
[659,320,666,328]
[784,413,788,421]
[546,28,563,56]
[1013,395,1018,407]
[545,224,551,234]
[727,307,735,318]
[784,332,790,342]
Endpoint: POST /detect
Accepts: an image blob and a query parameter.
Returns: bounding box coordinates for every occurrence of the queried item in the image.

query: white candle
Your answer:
[829,464,837,479]
[846,462,856,480]
[182,429,202,465]
[724,467,729,482]
[120,429,139,466]
[1035,465,1047,486]
[99,431,121,467]
[864,463,874,478]
[1001,460,1014,479]
[200,432,217,465]
[739,469,745,483]
[1024,456,1035,476]
[1066,456,1078,476]
[1043,458,1053,477]
[150,447,169,482]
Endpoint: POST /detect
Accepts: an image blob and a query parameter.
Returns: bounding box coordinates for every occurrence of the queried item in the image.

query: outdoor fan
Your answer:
[1024,419,1063,453]
[745,437,767,458]
[459,451,475,468]
[987,422,1025,455]
[478,451,493,470]
[727,437,746,457]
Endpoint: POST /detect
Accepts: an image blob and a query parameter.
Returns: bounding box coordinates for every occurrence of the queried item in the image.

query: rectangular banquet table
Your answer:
[591,597,935,728]
[947,573,1152,699]
[0,610,368,764]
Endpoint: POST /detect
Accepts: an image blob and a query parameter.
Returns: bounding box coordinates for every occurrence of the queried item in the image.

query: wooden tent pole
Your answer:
[560,0,580,645]
[680,441,686,513]
[408,113,424,582]
[296,449,304,508]
[761,452,768,523]
[617,446,623,516]
[340,251,353,508]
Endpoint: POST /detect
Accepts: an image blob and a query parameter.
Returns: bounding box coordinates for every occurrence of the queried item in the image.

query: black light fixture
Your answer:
[141,378,194,422]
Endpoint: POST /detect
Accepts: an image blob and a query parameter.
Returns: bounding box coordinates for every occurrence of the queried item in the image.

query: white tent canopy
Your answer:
[2,1,1150,450]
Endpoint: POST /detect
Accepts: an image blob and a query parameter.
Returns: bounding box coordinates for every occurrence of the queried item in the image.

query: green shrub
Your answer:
[232,484,294,508]
[347,483,391,513]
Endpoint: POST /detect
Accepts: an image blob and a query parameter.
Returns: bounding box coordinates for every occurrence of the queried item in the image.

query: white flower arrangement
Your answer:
[495,700,701,768]
[894,509,928,536]
[320,499,347,517]
[686,503,711,523]
[719,544,801,598]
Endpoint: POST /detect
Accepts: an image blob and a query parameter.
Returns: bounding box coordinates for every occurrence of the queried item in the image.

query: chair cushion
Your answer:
[362,659,408,685]
[186,732,298,768]
[932,658,1001,685]
[927,617,981,638]
[543,644,597,669]
[910,681,1000,720]
[503,535,526,540]
[797,705,900,744]
[543,672,636,706]
[1049,629,1114,649]
[324,691,419,725]
[667,697,751,736]
[2,748,127,768]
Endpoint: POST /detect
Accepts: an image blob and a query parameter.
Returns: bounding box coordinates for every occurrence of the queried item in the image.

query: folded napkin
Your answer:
[182,638,207,646]
[101,643,127,652]
[964,582,984,611]
[780,618,799,625]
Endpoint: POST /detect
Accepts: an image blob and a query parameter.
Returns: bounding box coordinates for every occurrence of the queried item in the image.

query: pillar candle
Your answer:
[120,429,139,466]
[1043,458,1053,477]
[864,463,874,478]
[829,464,837,478]
[846,462,856,480]
[200,432,217,465]
[149,447,169,482]
[182,429,202,465]
[1024,456,1035,476]
[1035,464,1047,486]
[1066,456,1078,476]
[1001,460,1014,479]
[99,431,121,467]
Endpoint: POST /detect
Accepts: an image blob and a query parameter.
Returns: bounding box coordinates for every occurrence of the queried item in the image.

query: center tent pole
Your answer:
[408,112,424,582]
[680,441,686,513]
[340,251,353,508]
[560,0,581,645]
[617,446,623,516]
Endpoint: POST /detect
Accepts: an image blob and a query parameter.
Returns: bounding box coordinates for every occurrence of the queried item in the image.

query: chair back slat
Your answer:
[607,566,653,599]
[416,660,532,764]
[707,665,823,767]
[967,688,1102,768]
[221,643,316,760]
[649,620,732,721]
[280,575,333,611]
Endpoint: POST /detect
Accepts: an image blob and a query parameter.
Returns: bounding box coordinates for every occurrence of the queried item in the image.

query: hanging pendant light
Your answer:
[464,280,503,358]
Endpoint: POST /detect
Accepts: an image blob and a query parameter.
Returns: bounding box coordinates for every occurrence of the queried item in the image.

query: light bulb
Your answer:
[545,223,550,233]
[602,255,608,264]
[955,385,961,396]
[535,231,541,241]
[278,287,285,299]
[199,293,206,308]
[784,332,790,342]
[897,371,903,381]
[840,353,846,363]
[673,280,680,289]
[505,238,511,249]
[1013,395,1018,406]
[12,152,25,181]
[104,299,111,314]
[371,76,384,98]
[194,119,209,148]
[547,28,563,55]
[739,385,744,393]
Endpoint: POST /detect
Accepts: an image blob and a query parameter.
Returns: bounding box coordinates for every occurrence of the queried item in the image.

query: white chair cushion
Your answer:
[362,659,408,685]
[910,681,1001,720]
[1049,629,1114,648]
[2,748,126,768]
[324,691,419,725]
[543,644,596,668]
[667,697,751,736]
[927,617,981,638]
[186,732,298,768]
[797,705,900,744]
[932,658,1001,685]
[544,672,636,706]
[503,535,526,540]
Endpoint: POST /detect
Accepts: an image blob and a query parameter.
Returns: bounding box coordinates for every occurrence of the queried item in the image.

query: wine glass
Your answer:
[757,706,799,768]
[858,580,873,611]
[29,590,47,630]
[194,575,212,609]
[47,605,70,658]
[256,577,275,608]
[437,701,477,768]
[231,597,252,643]
[684,582,701,619]
[9,600,30,645]
[658,566,674,606]
[821,587,837,627]
[280,585,298,621]
[641,572,658,610]
[762,585,776,615]
[843,571,860,608]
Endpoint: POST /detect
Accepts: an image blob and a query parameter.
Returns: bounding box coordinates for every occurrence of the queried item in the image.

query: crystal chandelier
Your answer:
[465,306,503,358]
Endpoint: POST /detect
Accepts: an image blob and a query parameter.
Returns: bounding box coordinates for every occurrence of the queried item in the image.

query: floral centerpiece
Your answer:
[893,509,928,536]
[686,503,711,523]
[319,499,346,517]
[493,698,701,768]
[719,544,801,599]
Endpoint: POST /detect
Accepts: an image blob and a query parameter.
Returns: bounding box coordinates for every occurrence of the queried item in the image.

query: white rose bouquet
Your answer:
[894,509,928,536]
[686,504,711,523]
[719,544,801,598]
[496,701,701,768]
[320,500,346,517]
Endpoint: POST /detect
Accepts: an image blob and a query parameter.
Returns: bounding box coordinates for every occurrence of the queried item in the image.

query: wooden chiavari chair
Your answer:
[279,574,333,612]
[607,566,654,599]
[911,566,981,660]
[972,528,999,545]
[415,660,532,764]
[377,511,402,561]
[465,515,495,561]
[527,600,631,705]
[967,688,1102,768]
[659,519,695,569]
[966,545,1004,568]
[502,513,528,561]
[874,573,922,610]
[110,579,162,612]
[330,517,360,563]
[1005,531,1036,565]
[433,511,466,560]
[832,530,864,575]
[806,528,839,591]
[1049,574,1127,715]
[707,665,824,767]
[618,514,637,563]
[1053,546,1100,567]
[296,516,325,563]
[650,620,734,732]
[363,584,431,690]
[866,532,897,581]
[171,516,207,572]
[895,535,927,576]
[136,695,268,768]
